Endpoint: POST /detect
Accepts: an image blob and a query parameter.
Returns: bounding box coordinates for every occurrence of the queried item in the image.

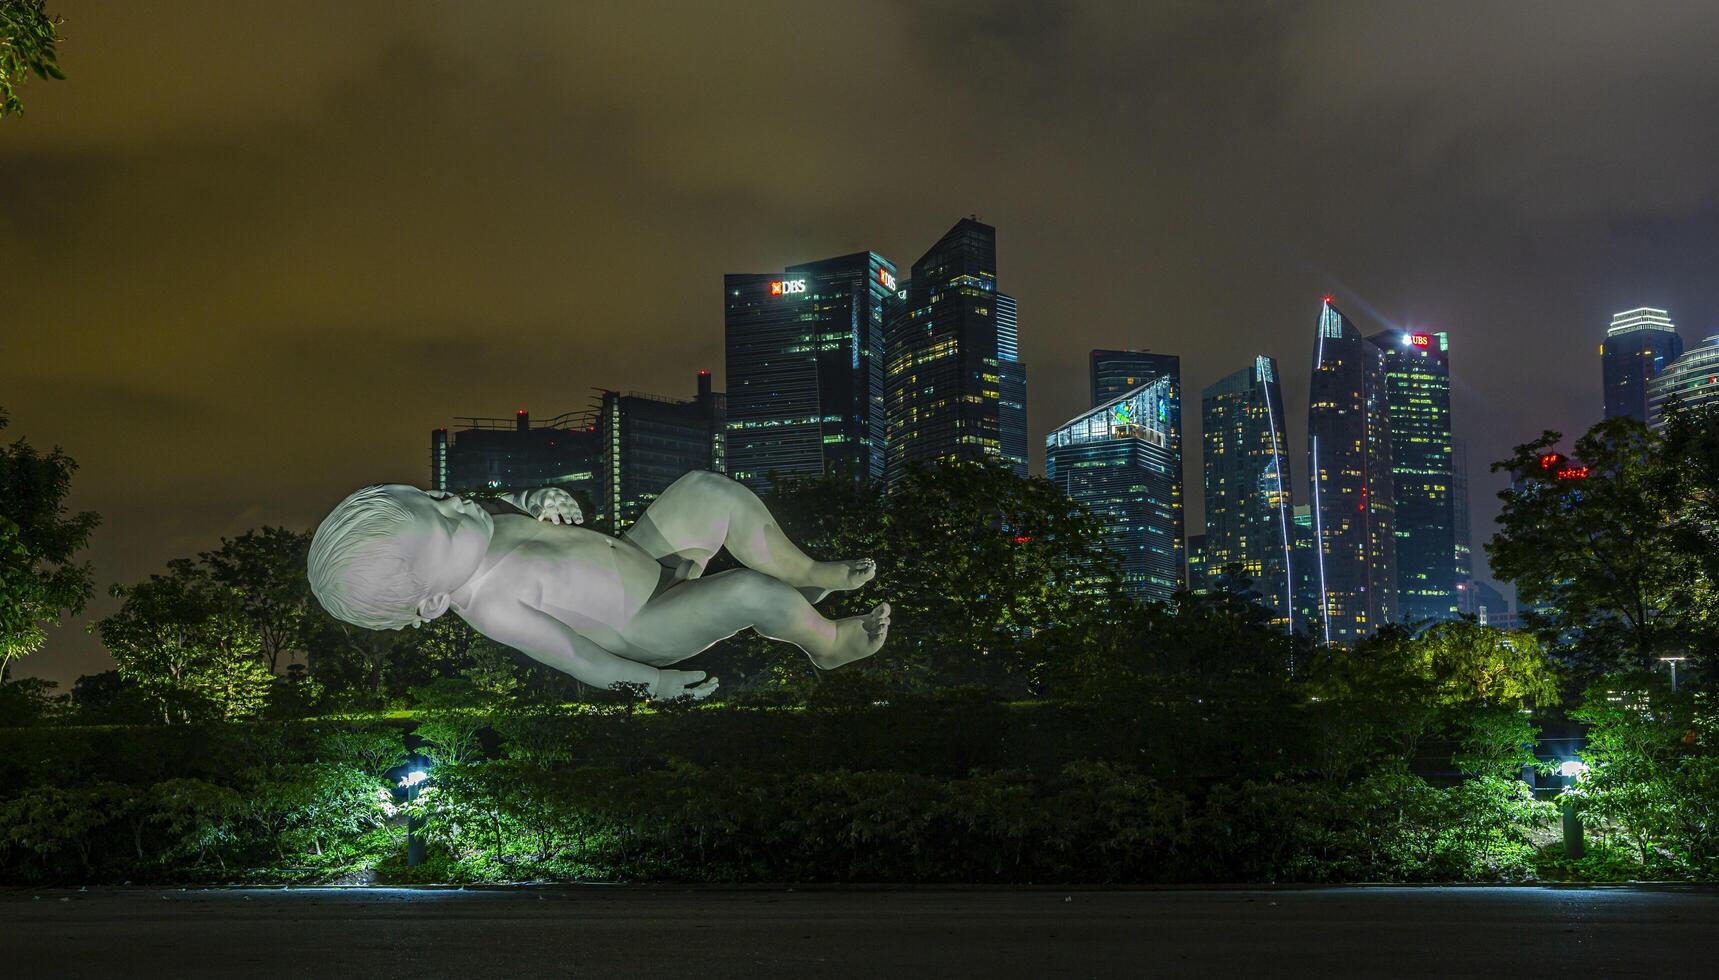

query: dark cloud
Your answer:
[6,0,1718,684]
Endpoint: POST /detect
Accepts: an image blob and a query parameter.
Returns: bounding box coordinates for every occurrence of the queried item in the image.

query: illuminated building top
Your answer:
[1608,307,1676,337]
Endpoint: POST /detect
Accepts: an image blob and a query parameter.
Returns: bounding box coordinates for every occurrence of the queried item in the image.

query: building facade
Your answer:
[431,411,601,507]
[1452,438,1475,615]
[1372,327,1460,624]
[1046,379,1184,603]
[884,218,1028,482]
[1647,333,1719,428]
[1308,298,1397,643]
[1200,355,1295,626]
[724,251,895,491]
[1602,307,1683,423]
[598,372,725,530]
[1090,349,1180,407]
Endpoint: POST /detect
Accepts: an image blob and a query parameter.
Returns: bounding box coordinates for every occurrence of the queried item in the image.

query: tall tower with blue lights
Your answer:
[1308,297,1397,643]
[1201,355,1295,627]
[884,218,1028,483]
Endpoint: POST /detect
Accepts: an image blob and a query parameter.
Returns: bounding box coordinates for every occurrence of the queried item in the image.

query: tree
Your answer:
[0,408,100,679]
[1488,418,1711,677]
[198,527,313,673]
[0,1,64,118]
[1308,621,1560,710]
[761,462,1120,689]
[94,560,272,723]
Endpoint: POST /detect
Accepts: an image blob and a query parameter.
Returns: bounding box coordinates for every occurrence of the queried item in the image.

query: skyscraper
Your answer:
[1602,307,1683,422]
[724,251,895,491]
[1452,439,1475,615]
[431,410,601,506]
[1090,349,1180,407]
[1647,333,1719,428]
[884,218,1028,482]
[599,372,725,530]
[1308,298,1397,643]
[995,292,1029,474]
[1201,355,1295,625]
[1372,327,1459,624]
[1046,378,1184,602]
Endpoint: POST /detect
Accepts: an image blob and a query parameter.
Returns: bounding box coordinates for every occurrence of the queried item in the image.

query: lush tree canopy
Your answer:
[0,1,63,118]
[1488,413,1719,678]
[95,560,272,724]
[0,409,99,678]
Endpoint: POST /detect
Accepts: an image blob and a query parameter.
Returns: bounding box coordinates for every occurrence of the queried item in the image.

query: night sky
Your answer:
[7,2,1719,685]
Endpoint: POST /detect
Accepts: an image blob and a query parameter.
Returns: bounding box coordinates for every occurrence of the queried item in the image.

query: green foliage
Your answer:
[1489,415,1718,678]
[1307,621,1560,709]
[0,1,64,118]
[0,409,99,678]
[198,527,313,673]
[1567,677,1719,877]
[94,560,273,723]
[758,462,1120,690]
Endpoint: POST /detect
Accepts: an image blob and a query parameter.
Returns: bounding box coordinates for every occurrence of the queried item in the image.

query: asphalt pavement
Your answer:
[7,884,1717,978]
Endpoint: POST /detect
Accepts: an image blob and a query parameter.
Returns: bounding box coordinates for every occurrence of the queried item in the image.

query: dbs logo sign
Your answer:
[878,269,897,290]
[770,279,807,296]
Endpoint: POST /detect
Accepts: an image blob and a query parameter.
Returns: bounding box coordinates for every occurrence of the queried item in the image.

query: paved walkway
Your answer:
[8,885,1718,978]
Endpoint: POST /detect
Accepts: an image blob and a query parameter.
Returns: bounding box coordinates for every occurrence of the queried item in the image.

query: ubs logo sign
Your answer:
[770,279,807,296]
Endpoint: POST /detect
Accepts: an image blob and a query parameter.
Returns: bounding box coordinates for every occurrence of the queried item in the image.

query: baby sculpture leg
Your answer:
[619,471,887,668]
[625,470,875,601]
[619,568,888,670]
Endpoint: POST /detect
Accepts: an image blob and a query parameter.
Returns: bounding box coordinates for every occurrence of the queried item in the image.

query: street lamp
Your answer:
[1659,656,1688,692]
[387,750,433,867]
[1557,758,1588,859]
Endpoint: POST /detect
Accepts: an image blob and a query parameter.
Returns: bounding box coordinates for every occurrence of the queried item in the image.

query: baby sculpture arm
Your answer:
[469,599,718,700]
[498,486,583,526]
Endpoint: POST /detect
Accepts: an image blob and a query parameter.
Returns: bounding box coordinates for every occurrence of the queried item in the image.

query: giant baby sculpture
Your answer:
[307,471,887,700]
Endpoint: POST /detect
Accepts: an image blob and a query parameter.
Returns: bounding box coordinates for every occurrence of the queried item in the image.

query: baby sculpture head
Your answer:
[307,485,495,630]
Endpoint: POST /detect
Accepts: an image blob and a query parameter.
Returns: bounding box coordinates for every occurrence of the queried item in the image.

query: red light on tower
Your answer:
[1323,294,1334,305]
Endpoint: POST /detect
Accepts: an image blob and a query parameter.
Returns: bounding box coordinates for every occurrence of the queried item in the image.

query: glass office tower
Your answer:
[1372,327,1459,624]
[1046,378,1184,603]
[1308,298,1397,643]
[1090,349,1180,407]
[1201,355,1295,626]
[1602,307,1683,423]
[885,218,1028,482]
[1647,333,1719,429]
[725,251,895,491]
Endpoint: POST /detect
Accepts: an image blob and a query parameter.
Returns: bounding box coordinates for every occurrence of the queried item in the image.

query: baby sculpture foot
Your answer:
[798,558,878,604]
[811,602,890,670]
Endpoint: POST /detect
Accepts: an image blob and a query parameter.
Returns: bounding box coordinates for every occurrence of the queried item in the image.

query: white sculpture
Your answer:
[307,471,887,699]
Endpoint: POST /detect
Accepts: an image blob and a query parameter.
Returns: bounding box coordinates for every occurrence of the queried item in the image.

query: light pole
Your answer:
[399,765,429,866]
[1558,759,1588,859]
[1659,656,1688,692]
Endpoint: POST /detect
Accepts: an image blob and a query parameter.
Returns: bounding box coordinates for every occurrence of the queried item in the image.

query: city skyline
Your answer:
[8,3,1719,683]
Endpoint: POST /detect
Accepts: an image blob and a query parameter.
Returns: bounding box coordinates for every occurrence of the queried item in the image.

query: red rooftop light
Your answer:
[1323,294,1334,305]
